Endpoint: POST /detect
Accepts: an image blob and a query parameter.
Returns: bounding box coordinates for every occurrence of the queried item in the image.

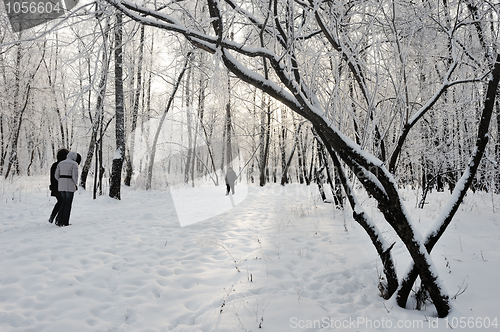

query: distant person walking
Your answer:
[225,167,237,196]
[55,151,79,227]
[48,148,69,225]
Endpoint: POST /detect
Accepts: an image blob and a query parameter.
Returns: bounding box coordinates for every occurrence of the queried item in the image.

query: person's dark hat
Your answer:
[56,148,69,162]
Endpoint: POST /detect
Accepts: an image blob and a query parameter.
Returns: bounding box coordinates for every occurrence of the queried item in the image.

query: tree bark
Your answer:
[258,94,271,187]
[279,108,288,184]
[184,65,193,184]
[80,15,111,189]
[125,24,146,186]
[0,45,6,175]
[496,99,500,193]
[281,121,303,186]
[109,11,126,200]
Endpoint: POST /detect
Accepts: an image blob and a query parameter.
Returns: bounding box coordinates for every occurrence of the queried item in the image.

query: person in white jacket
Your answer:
[55,151,79,226]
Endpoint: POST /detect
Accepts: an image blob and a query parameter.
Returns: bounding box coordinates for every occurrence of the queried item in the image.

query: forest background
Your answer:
[1,0,500,318]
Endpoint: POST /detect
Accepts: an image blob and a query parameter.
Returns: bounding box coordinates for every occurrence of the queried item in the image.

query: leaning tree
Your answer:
[106,0,500,317]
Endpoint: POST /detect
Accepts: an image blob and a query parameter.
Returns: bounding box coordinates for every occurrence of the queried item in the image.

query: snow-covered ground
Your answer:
[0,176,499,331]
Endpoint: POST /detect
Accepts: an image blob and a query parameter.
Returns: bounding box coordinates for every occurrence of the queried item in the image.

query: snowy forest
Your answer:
[1,0,500,326]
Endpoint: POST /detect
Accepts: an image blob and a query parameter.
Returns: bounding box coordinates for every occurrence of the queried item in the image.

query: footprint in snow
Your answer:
[125,308,136,324]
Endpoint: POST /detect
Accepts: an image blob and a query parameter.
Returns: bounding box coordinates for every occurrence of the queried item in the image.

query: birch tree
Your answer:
[109,10,125,199]
[124,24,146,186]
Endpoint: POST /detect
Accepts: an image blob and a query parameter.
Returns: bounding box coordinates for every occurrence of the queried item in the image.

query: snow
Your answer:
[1,177,500,331]
[113,147,124,160]
[170,181,248,227]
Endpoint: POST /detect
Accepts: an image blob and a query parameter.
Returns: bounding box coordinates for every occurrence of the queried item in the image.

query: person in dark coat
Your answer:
[49,148,69,225]
[225,167,237,195]
[55,151,79,226]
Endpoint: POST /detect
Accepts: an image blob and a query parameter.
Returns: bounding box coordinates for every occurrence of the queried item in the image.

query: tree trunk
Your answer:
[281,121,303,186]
[258,46,271,187]
[259,94,271,186]
[146,53,192,190]
[125,24,145,187]
[496,99,500,193]
[0,42,6,175]
[4,43,23,179]
[224,76,233,167]
[184,65,193,184]
[304,130,312,185]
[109,11,126,200]
[197,75,218,185]
[314,140,327,202]
[296,130,305,184]
[80,16,111,189]
[279,108,288,184]
[313,129,344,208]
[0,113,4,175]
[43,34,67,149]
